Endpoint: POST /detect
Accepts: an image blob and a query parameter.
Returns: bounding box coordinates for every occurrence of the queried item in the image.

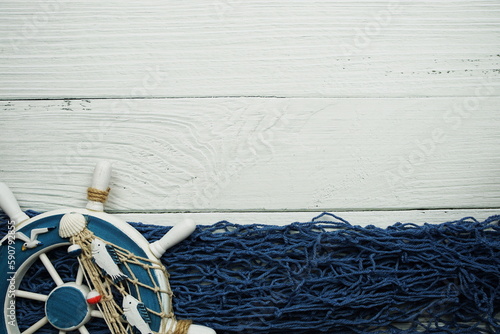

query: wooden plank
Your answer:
[0,1,499,99]
[1,97,499,212]
[118,209,500,227]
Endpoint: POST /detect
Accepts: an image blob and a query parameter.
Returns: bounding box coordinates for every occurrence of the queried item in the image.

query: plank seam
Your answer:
[103,207,500,215]
[2,94,500,102]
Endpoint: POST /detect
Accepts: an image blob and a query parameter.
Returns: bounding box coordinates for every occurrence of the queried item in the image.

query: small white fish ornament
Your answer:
[122,294,153,334]
[91,238,128,283]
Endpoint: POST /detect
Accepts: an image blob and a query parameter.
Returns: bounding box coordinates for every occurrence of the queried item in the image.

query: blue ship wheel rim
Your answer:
[0,209,170,334]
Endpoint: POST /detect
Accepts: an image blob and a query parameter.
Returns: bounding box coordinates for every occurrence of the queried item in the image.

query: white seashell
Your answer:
[59,212,87,238]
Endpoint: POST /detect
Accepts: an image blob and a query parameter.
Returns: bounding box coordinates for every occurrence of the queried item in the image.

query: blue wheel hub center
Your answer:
[45,284,91,330]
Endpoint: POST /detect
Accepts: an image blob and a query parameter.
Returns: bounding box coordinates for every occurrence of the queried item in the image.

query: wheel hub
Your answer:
[45,283,93,331]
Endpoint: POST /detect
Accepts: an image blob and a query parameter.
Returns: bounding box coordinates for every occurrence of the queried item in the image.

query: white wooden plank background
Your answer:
[0,0,499,224]
[0,1,499,99]
[1,97,500,212]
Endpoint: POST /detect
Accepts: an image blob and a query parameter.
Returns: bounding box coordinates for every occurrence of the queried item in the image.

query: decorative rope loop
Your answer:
[173,320,192,334]
[87,187,110,203]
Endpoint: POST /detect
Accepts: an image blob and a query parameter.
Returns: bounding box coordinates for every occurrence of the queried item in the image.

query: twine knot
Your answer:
[87,187,110,203]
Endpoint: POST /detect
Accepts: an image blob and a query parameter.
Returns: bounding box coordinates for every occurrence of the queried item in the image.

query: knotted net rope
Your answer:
[6,212,500,334]
[71,227,184,334]
[71,228,128,334]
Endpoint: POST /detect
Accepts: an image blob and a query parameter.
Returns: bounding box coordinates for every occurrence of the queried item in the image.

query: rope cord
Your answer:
[70,227,186,334]
[87,187,110,203]
[174,320,193,334]
[71,228,131,334]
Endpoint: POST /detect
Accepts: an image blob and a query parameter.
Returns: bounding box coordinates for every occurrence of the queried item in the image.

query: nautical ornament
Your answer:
[86,289,102,304]
[0,161,216,334]
[0,227,54,251]
[59,212,87,238]
[123,294,154,334]
[90,237,128,283]
[67,243,83,257]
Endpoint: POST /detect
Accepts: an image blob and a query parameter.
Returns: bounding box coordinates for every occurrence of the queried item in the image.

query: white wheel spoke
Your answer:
[76,263,84,286]
[90,310,104,318]
[21,316,48,334]
[78,326,90,334]
[39,253,64,286]
[15,290,48,302]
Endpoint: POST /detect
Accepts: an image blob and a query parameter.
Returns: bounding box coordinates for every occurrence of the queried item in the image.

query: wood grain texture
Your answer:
[0,0,499,99]
[1,97,499,212]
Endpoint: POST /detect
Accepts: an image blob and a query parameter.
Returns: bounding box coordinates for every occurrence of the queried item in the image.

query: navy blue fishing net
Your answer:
[3,211,500,333]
